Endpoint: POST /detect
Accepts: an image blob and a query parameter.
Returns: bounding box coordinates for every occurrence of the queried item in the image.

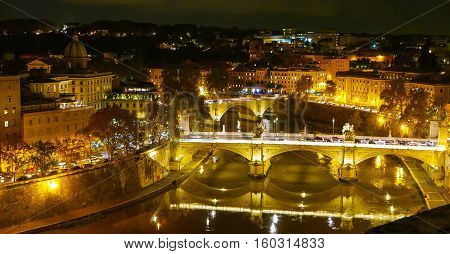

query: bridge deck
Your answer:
[180,132,444,152]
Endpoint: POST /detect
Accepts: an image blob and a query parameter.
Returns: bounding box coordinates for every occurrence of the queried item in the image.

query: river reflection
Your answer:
[45,151,426,234]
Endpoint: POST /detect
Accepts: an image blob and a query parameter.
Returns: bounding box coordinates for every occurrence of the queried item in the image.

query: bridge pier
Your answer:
[340,145,358,181]
[340,165,358,181]
[248,162,266,179]
[248,160,271,179]
[169,154,193,171]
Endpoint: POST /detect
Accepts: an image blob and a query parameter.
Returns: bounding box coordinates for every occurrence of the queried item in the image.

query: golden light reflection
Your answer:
[374,155,385,169]
[170,203,406,221]
[394,166,405,187]
[389,205,395,213]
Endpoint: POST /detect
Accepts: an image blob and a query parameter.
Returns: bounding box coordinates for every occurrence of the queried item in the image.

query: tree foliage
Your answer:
[380,79,407,120]
[30,141,57,174]
[83,105,138,159]
[324,80,337,98]
[179,60,200,92]
[207,65,229,94]
[2,143,32,181]
[403,88,433,137]
[295,75,313,97]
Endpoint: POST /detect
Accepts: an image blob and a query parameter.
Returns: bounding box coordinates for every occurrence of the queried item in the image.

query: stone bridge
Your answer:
[169,131,448,183]
[205,97,277,121]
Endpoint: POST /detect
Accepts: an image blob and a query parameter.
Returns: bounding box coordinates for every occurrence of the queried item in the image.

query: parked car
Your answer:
[16,175,32,182]
[314,136,324,142]
[71,165,82,171]
[332,137,343,143]
[46,170,59,176]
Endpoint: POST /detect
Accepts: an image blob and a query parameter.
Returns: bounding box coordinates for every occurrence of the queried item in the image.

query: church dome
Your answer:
[64,34,88,69]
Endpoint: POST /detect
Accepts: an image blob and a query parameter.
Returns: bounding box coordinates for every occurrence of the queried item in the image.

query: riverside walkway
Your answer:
[402,157,448,209]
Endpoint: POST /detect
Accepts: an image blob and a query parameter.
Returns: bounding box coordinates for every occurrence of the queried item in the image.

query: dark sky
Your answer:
[0,0,449,34]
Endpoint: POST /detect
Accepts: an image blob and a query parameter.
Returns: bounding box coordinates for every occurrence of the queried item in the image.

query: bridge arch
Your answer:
[176,143,253,162]
[206,99,275,121]
[354,150,444,169]
[263,145,343,164]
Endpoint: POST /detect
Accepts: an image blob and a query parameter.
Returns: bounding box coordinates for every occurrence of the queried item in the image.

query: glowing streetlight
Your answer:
[400,124,409,137]
[332,117,335,137]
[48,181,58,190]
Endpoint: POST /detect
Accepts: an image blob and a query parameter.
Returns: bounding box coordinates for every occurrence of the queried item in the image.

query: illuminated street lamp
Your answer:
[274,117,278,138]
[378,115,392,137]
[332,117,335,137]
[400,124,409,138]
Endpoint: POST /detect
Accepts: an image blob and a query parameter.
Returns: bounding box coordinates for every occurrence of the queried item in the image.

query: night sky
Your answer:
[0,0,449,34]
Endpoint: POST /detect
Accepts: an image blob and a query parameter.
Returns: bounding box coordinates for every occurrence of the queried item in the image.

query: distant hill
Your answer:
[82,20,158,34]
[0,19,59,33]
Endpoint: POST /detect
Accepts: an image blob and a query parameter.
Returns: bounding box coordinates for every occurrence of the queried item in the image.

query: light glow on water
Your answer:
[395,167,405,187]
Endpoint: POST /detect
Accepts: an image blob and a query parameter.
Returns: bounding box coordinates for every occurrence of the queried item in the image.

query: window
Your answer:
[8,97,11,102]
[12,107,16,114]
[3,108,7,115]
[4,121,8,128]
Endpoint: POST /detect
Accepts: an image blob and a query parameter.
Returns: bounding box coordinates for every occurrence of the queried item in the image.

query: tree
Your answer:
[207,65,229,94]
[179,60,200,92]
[30,141,57,174]
[324,80,337,98]
[55,135,91,165]
[295,75,313,97]
[380,79,408,121]
[2,144,32,181]
[162,67,179,92]
[295,75,313,129]
[348,111,362,131]
[83,105,138,160]
[403,88,432,137]
[418,40,438,71]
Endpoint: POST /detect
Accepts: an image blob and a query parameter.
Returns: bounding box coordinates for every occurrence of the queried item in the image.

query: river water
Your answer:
[45,149,426,234]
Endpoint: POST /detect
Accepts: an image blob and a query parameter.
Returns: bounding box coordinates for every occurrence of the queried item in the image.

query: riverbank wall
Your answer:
[0,145,172,230]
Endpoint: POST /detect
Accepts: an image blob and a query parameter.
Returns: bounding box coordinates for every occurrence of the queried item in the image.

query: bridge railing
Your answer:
[181,132,438,147]
[183,131,437,142]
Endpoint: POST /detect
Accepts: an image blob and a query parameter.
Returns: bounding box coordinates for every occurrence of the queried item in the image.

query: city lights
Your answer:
[48,181,58,190]
[0,4,448,239]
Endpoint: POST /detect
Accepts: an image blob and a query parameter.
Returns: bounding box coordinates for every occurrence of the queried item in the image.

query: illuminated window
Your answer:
[4,121,9,128]
[3,108,7,115]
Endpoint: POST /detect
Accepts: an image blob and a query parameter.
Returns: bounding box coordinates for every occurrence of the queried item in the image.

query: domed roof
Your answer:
[64,34,88,59]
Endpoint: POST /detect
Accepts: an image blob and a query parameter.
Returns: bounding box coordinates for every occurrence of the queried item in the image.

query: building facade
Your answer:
[336,73,390,109]
[28,77,72,99]
[21,101,95,143]
[268,68,327,93]
[405,81,450,106]
[0,75,22,144]
[68,73,114,110]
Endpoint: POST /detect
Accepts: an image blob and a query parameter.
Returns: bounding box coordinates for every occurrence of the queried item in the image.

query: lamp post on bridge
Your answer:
[274,117,278,139]
[332,117,335,137]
